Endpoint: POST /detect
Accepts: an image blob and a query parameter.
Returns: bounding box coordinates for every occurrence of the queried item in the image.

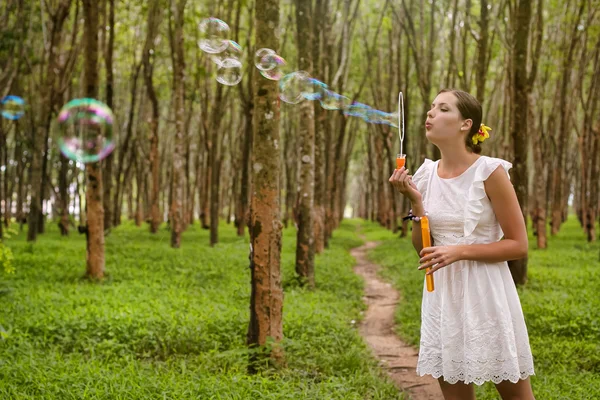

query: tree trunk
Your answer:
[168,0,186,248]
[58,154,70,236]
[102,0,115,230]
[209,87,225,246]
[83,0,105,280]
[551,0,585,235]
[507,0,532,285]
[237,110,253,236]
[283,118,296,229]
[294,0,316,288]
[113,62,142,227]
[313,0,326,254]
[142,0,162,233]
[475,0,489,102]
[247,0,285,372]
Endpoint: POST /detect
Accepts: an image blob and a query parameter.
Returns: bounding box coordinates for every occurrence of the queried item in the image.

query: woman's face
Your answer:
[425,92,471,146]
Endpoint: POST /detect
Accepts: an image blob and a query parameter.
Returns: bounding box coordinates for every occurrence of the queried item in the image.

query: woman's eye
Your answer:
[441,108,448,112]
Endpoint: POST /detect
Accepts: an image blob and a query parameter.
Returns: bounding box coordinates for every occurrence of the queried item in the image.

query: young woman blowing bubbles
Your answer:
[389,89,535,400]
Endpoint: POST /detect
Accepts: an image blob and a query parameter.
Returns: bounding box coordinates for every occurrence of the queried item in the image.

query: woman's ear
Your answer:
[461,119,473,133]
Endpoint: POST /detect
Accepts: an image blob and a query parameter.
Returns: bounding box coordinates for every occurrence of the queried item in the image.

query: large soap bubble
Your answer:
[57,98,115,164]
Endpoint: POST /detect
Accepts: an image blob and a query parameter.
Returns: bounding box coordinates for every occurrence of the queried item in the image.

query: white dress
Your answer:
[412,156,535,385]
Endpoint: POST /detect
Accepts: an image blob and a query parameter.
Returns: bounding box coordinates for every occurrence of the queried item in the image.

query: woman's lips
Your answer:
[425,123,433,130]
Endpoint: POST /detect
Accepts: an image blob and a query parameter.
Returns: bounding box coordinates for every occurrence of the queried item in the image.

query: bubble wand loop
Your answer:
[396,92,406,169]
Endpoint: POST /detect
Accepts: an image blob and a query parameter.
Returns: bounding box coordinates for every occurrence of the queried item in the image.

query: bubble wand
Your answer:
[396,91,434,292]
[396,92,406,169]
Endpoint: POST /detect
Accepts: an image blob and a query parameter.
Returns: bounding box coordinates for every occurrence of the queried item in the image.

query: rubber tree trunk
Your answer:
[83,0,105,280]
[507,0,532,285]
[168,0,186,248]
[294,0,316,288]
[247,0,285,373]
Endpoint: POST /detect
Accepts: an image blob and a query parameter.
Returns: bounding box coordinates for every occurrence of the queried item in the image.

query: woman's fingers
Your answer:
[389,167,415,196]
[428,262,446,274]
[419,258,439,270]
[419,253,437,263]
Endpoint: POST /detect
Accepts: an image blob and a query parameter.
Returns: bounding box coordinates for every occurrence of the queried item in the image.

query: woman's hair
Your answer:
[438,88,483,154]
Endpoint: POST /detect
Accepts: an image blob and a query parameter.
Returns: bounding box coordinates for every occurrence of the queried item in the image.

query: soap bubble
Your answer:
[1,96,25,120]
[259,54,286,80]
[198,17,230,54]
[279,71,312,104]
[211,40,243,66]
[319,90,351,110]
[344,102,371,119]
[365,109,398,127]
[302,78,328,101]
[57,98,115,164]
[216,58,243,86]
[254,48,277,71]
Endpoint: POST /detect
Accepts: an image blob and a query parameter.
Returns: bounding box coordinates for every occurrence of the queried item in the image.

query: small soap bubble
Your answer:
[279,71,311,104]
[198,17,230,54]
[254,48,277,71]
[57,98,115,164]
[0,96,26,120]
[259,54,286,81]
[216,58,243,86]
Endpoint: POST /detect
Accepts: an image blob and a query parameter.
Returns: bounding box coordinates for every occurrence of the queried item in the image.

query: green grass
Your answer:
[0,220,404,399]
[365,215,600,399]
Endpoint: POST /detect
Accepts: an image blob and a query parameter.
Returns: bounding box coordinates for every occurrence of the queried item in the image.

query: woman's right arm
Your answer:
[389,167,430,255]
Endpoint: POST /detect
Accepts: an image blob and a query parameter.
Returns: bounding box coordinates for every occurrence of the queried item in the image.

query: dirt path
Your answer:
[351,241,443,400]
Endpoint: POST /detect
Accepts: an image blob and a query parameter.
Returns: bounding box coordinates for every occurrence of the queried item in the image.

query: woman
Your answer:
[389,89,535,400]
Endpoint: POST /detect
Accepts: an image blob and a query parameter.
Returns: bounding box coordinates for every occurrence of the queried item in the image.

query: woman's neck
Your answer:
[438,146,480,176]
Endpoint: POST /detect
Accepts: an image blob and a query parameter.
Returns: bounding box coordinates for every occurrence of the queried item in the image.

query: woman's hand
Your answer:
[389,167,422,203]
[418,245,464,274]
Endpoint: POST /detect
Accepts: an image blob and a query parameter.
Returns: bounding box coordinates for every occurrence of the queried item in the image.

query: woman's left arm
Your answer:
[419,166,528,274]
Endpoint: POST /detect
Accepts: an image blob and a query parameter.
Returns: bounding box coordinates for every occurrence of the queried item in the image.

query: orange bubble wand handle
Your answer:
[396,154,406,169]
[420,216,435,292]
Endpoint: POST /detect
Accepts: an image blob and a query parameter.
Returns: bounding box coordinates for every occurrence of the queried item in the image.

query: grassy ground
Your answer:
[364,215,600,399]
[0,220,404,399]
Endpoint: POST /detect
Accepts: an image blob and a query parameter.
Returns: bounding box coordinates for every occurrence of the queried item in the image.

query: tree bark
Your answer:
[113,62,142,227]
[142,0,162,233]
[551,0,585,235]
[83,0,105,280]
[247,0,285,372]
[507,0,532,285]
[313,0,326,253]
[168,0,186,248]
[102,0,115,230]
[294,0,316,288]
[58,153,70,236]
[27,0,72,241]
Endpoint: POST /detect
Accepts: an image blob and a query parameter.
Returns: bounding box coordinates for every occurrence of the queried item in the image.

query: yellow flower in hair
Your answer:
[472,123,492,145]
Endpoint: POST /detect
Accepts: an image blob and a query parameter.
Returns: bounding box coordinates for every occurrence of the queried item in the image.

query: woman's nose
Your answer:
[427,109,434,119]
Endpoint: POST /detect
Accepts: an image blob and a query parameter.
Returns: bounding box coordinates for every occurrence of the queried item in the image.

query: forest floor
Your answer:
[1,216,598,399]
[0,219,404,399]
